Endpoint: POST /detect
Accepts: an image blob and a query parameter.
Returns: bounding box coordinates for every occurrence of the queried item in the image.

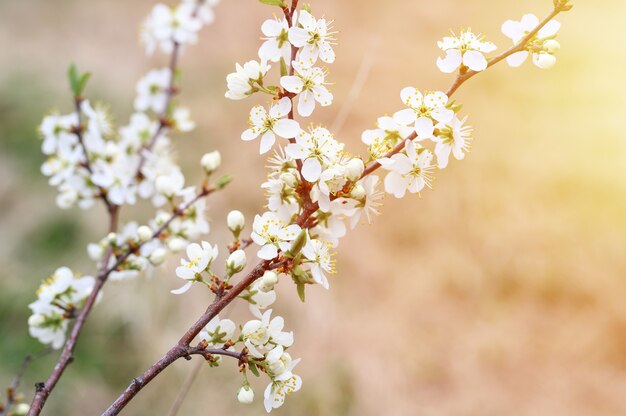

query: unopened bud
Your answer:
[167,237,187,252]
[279,172,298,187]
[13,403,31,416]
[149,248,167,266]
[259,270,279,292]
[534,52,557,69]
[344,158,365,181]
[287,229,307,257]
[137,225,153,242]
[227,250,247,274]
[350,184,366,200]
[227,210,245,239]
[543,39,560,54]
[201,151,221,174]
[237,385,254,404]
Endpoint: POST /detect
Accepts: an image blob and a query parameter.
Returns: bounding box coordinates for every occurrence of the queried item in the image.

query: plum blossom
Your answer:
[382,140,434,198]
[251,212,302,260]
[288,10,336,66]
[437,30,497,73]
[172,241,218,294]
[241,98,300,154]
[225,60,271,100]
[141,3,203,54]
[241,309,294,358]
[134,68,171,113]
[280,62,333,117]
[199,315,236,347]
[302,238,334,289]
[501,14,561,69]
[258,16,292,63]
[361,115,413,161]
[285,127,343,182]
[433,116,473,169]
[394,87,454,141]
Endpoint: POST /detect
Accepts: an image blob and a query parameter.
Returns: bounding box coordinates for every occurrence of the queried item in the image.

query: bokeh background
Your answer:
[2,0,626,415]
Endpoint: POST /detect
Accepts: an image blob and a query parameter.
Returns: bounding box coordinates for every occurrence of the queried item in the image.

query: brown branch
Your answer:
[102,204,319,415]
[27,187,213,416]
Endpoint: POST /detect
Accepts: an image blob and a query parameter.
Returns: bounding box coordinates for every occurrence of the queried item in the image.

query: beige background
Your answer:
[1,0,625,415]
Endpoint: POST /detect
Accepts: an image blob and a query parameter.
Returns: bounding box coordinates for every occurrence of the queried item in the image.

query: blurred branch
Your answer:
[27,185,215,416]
[0,349,51,416]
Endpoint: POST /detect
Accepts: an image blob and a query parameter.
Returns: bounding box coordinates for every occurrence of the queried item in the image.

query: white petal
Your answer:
[258,244,278,260]
[273,119,300,138]
[463,50,488,72]
[538,20,561,38]
[506,51,529,67]
[436,49,462,73]
[297,91,316,117]
[241,128,259,141]
[170,281,193,295]
[393,108,417,126]
[280,76,304,93]
[259,131,276,154]
[301,158,322,182]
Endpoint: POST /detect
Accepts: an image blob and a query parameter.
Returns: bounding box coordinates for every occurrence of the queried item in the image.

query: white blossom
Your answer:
[258,15,292,63]
[280,62,333,117]
[382,140,434,198]
[225,60,271,100]
[394,88,454,141]
[433,116,473,168]
[251,212,302,260]
[241,98,300,154]
[288,10,335,66]
[437,30,497,73]
[502,14,561,69]
[172,241,218,294]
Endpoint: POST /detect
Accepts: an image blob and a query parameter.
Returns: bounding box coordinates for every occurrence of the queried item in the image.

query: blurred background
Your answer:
[1,0,626,415]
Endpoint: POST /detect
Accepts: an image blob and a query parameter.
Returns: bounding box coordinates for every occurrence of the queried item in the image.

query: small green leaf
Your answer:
[286,229,307,257]
[302,3,312,13]
[249,362,260,377]
[215,174,233,189]
[259,0,286,7]
[67,63,90,97]
[280,58,288,77]
[296,283,306,302]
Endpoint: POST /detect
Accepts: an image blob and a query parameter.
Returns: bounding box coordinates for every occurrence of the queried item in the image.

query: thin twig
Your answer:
[0,349,51,416]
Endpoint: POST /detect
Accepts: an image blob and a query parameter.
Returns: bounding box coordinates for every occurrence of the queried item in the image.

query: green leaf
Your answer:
[259,0,286,6]
[302,3,312,13]
[280,58,288,77]
[296,283,306,302]
[67,63,90,97]
[249,362,260,377]
[215,174,233,189]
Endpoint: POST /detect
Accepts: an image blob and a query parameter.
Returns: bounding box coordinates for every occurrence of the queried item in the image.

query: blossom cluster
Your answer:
[28,267,96,349]
[169,2,567,412]
[29,0,222,349]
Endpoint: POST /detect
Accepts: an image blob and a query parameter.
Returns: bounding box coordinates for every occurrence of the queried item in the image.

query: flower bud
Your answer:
[259,270,279,292]
[227,210,245,238]
[137,225,153,242]
[533,52,557,69]
[149,248,167,266]
[28,314,45,327]
[13,403,31,416]
[279,172,298,188]
[543,39,560,54]
[56,190,77,209]
[344,158,365,181]
[227,250,247,274]
[350,184,366,200]
[167,237,187,252]
[155,175,178,197]
[201,151,221,174]
[237,385,254,404]
[155,212,170,225]
[87,243,104,261]
[106,232,117,245]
